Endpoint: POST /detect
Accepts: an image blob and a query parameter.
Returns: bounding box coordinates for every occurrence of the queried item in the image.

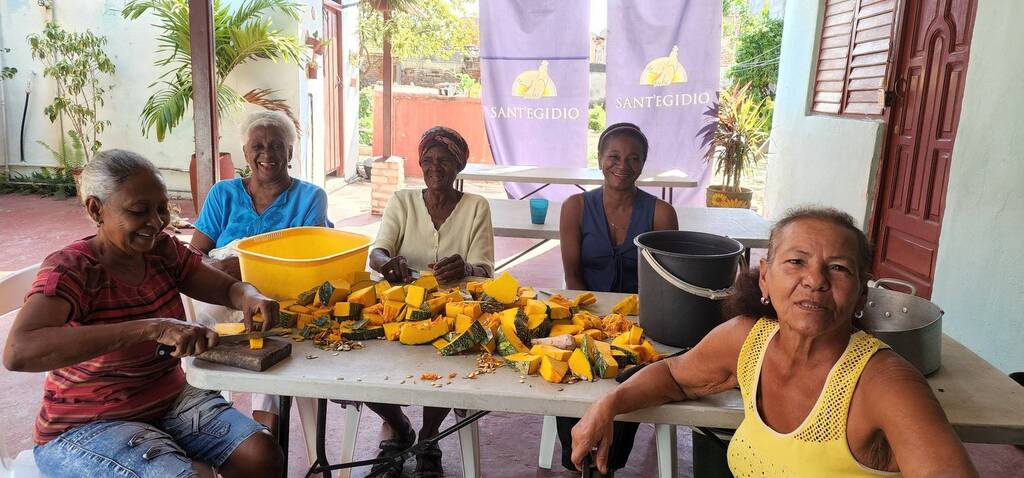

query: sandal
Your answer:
[412,441,444,478]
[370,425,416,478]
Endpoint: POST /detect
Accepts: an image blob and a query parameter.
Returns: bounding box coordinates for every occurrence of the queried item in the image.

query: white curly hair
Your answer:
[240,110,297,146]
[78,149,163,205]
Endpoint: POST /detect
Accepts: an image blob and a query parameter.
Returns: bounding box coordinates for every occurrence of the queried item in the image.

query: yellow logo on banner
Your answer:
[512,60,557,99]
[641,46,688,86]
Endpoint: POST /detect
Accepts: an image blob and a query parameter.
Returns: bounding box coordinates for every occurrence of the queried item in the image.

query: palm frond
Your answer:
[231,0,302,26]
[217,18,303,78]
[140,78,193,142]
[242,88,301,134]
[124,0,307,142]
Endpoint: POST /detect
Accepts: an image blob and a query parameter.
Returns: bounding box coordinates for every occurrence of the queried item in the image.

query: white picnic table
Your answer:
[185,290,1024,477]
[488,198,772,271]
[489,199,770,247]
[457,164,697,201]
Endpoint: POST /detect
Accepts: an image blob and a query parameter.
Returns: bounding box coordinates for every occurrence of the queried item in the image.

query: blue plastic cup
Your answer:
[529,198,549,225]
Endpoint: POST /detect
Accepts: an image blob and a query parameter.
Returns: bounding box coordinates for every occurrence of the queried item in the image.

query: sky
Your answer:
[463,0,609,34]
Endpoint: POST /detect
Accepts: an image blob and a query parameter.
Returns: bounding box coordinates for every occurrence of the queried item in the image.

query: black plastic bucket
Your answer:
[634,231,744,348]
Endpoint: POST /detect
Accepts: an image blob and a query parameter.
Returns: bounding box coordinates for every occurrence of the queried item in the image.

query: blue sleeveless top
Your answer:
[579,187,657,293]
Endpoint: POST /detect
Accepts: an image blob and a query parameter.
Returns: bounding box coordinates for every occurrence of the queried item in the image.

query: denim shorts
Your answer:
[34,385,267,478]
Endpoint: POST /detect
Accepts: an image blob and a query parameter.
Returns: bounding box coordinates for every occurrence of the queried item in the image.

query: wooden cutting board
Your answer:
[196,337,292,372]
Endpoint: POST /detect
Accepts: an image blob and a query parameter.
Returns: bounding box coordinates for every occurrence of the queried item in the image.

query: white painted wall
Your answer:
[769,0,1023,372]
[930,0,1024,374]
[764,0,883,227]
[0,0,359,196]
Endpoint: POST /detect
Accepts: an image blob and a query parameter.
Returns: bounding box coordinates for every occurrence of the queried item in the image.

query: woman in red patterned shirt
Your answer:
[3,150,284,478]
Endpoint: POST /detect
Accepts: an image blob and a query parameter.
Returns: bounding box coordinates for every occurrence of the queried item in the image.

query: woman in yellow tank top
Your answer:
[569,207,977,477]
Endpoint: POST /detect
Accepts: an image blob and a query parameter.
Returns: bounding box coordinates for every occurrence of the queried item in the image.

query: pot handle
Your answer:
[869,278,918,296]
[640,248,736,300]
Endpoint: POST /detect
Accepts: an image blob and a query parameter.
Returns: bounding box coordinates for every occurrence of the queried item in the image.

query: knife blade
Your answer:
[155,327,290,358]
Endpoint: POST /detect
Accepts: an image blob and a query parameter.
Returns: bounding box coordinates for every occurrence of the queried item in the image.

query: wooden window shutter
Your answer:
[812,0,898,116]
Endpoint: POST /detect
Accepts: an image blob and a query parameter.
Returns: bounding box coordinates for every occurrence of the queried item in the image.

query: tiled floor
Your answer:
[1,184,1022,476]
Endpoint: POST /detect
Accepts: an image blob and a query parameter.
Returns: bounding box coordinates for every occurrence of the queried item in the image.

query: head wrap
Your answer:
[418,126,470,171]
[598,122,649,161]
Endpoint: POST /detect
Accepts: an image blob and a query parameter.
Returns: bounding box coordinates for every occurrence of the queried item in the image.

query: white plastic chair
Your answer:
[0,264,44,477]
[537,417,678,477]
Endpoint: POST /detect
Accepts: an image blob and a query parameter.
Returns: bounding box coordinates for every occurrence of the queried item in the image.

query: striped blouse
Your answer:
[27,233,201,444]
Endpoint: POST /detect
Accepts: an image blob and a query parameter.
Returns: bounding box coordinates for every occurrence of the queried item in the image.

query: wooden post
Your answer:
[381,2,393,158]
[189,0,219,214]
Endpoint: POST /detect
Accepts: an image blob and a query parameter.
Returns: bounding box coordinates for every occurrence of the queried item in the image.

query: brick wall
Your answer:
[370,157,405,215]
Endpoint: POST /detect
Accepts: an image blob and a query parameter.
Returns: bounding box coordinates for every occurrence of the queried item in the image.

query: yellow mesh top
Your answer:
[727,318,900,477]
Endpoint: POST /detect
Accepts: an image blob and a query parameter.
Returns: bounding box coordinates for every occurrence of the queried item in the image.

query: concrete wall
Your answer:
[764,0,883,226]
[0,0,359,196]
[769,0,1023,372]
[930,0,1024,373]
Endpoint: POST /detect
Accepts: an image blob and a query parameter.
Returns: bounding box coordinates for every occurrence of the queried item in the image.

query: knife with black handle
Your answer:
[614,348,689,383]
[155,327,290,358]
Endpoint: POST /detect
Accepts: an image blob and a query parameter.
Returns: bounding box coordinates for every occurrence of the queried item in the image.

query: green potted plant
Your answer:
[122,0,306,210]
[698,82,769,209]
[28,22,115,180]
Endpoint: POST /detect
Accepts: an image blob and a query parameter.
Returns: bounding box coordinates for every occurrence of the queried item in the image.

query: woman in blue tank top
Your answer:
[556,123,678,471]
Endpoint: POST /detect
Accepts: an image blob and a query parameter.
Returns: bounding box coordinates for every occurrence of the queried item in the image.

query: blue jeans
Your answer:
[34,385,267,478]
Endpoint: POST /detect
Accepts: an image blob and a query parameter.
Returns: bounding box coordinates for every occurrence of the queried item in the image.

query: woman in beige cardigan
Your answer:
[366,126,494,478]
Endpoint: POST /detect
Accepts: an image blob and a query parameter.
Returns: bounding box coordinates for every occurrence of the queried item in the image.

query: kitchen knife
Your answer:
[614,348,689,383]
[156,327,290,358]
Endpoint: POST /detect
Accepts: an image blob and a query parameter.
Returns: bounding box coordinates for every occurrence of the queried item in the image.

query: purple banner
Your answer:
[480,0,590,200]
[606,0,722,206]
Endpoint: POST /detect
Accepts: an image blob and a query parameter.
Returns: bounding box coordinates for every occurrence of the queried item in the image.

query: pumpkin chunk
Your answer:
[504,353,542,374]
[348,286,377,307]
[399,318,449,345]
[214,323,246,336]
[482,272,520,304]
[529,344,572,362]
[568,348,595,381]
[539,356,569,383]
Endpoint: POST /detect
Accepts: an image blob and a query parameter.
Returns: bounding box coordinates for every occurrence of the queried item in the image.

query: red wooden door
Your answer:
[323,1,345,176]
[871,0,977,298]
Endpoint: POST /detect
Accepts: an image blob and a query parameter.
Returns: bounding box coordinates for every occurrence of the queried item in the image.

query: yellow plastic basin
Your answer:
[234,227,372,300]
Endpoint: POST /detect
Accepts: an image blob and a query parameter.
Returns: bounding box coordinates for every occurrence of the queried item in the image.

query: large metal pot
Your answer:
[860,278,944,375]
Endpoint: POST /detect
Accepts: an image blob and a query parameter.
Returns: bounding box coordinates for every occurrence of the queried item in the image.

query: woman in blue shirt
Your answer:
[557,123,678,472]
[192,111,331,278]
[191,110,331,437]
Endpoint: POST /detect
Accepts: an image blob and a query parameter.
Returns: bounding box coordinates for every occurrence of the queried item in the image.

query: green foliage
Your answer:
[28,23,115,163]
[728,13,783,102]
[0,167,76,199]
[588,104,606,133]
[698,83,770,192]
[235,165,252,177]
[37,133,86,171]
[1,48,15,80]
[723,0,751,16]
[358,86,373,146]
[456,73,480,97]
[359,0,475,62]
[122,0,306,141]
